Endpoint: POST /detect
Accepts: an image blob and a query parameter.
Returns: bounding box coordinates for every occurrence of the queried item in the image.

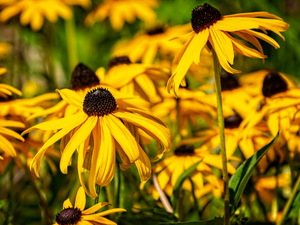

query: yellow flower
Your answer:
[23,87,172,198]
[0,43,11,75]
[239,70,297,97]
[0,0,73,31]
[153,145,235,197]
[54,186,126,225]
[61,0,91,8]
[240,71,300,143]
[151,87,216,137]
[85,0,158,30]
[0,118,24,157]
[167,3,289,96]
[98,56,169,104]
[113,24,191,63]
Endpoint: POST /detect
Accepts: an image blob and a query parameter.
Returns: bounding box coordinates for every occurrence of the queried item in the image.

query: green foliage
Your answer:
[158,217,223,225]
[229,133,279,214]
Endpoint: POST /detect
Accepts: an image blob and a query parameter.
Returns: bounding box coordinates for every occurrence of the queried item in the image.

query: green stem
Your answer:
[212,49,230,225]
[277,175,300,225]
[94,185,101,205]
[189,177,201,220]
[65,15,78,83]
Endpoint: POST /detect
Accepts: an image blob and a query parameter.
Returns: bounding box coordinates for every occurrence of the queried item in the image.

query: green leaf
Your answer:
[287,192,300,219]
[229,132,279,214]
[171,160,202,212]
[158,217,223,225]
[0,200,5,209]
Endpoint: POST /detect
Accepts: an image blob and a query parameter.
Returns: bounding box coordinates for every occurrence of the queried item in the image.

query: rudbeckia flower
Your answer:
[240,71,300,142]
[98,56,169,104]
[0,0,73,31]
[0,118,24,157]
[167,3,289,96]
[0,42,10,75]
[153,145,235,198]
[23,87,172,197]
[85,0,158,31]
[151,87,216,137]
[54,186,126,225]
[113,24,191,63]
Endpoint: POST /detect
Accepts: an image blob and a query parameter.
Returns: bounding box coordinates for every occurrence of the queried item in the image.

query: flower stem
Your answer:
[189,177,201,220]
[277,175,300,225]
[152,174,173,213]
[212,49,230,225]
[94,184,101,205]
[65,14,78,83]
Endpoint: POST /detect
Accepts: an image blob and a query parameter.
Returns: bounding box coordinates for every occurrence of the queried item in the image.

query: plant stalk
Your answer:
[277,175,300,225]
[212,49,230,225]
[65,15,78,83]
[189,177,201,220]
[94,184,101,205]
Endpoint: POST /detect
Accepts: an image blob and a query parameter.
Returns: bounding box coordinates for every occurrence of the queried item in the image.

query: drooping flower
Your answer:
[153,145,236,198]
[98,56,169,104]
[53,186,126,225]
[85,0,158,31]
[113,24,191,63]
[167,3,289,96]
[0,118,24,157]
[23,87,172,197]
[0,0,74,31]
[151,86,216,137]
[240,71,300,142]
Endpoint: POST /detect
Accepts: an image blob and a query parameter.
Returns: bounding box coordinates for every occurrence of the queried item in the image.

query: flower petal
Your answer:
[82,202,110,215]
[75,187,86,211]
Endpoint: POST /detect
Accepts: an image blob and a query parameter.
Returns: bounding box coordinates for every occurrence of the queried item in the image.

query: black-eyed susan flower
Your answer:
[0,0,73,31]
[85,0,158,31]
[0,42,11,75]
[23,87,172,198]
[153,145,235,198]
[240,71,300,143]
[167,3,289,96]
[98,56,169,104]
[53,186,126,225]
[113,24,191,63]
[0,118,24,157]
[151,87,216,137]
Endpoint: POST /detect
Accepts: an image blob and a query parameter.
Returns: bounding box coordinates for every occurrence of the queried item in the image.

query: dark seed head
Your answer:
[147,27,165,36]
[221,71,240,91]
[56,207,82,225]
[174,145,195,156]
[108,56,131,69]
[191,3,222,33]
[224,114,243,129]
[262,71,288,97]
[83,87,117,117]
[70,63,100,91]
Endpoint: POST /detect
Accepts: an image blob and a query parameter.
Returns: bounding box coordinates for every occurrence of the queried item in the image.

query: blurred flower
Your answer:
[239,70,297,97]
[97,56,169,104]
[61,0,91,8]
[167,3,289,96]
[85,0,158,30]
[240,71,300,143]
[23,87,172,197]
[153,145,235,197]
[151,87,216,137]
[0,0,73,31]
[0,118,24,157]
[113,24,190,63]
[54,186,126,225]
[0,42,11,75]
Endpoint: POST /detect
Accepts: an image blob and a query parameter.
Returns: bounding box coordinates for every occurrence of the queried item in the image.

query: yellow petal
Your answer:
[0,134,16,157]
[63,198,73,209]
[75,187,86,211]
[135,145,151,181]
[56,89,83,108]
[82,202,110,215]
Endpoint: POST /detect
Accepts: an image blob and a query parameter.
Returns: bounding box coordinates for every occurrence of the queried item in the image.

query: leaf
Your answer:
[287,192,300,219]
[0,200,5,209]
[171,160,202,212]
[158,217,223,225]
[136,208,178,221]
[229,132,279,214]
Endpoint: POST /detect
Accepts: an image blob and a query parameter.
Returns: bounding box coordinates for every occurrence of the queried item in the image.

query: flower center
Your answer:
[221,71,240,91]
[108,56,131,69]
[147,27,165,36]
[56,207,82,225]
[83,87,117,117]
[174,145,195,156]
[70,63,100,91]
[262,71,288,97]
[191,3,222,33]
[224,114,243,129]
